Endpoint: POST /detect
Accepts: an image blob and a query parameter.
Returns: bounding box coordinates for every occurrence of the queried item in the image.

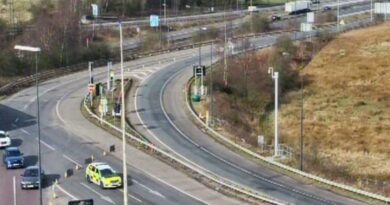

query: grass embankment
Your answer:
[280,22,390,195]
[193,23,389,196]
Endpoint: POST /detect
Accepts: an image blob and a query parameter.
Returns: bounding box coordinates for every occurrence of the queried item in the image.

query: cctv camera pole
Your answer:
[119,22,128,205]
[268,67,279,157]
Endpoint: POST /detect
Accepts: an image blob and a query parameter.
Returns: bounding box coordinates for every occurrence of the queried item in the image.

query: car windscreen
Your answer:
[0,133,6,138]
[100,168,115,177]
[24,169,39,177]
[7,150,21,157]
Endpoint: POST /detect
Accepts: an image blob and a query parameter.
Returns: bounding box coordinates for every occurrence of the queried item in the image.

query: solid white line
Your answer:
[13,176,16,205]
[22,76,85,110]
[56,184,78,200]
[62,154,82,168]
[118,189,143,203]
[80,183,115,204]
[132,179,165,198]
[21,129,31,136]
[37,139,56,151]
[80,182,103,197]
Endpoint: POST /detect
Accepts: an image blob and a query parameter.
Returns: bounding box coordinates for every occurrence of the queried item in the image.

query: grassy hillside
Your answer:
[0,0,37,23]
[280,22,390,194]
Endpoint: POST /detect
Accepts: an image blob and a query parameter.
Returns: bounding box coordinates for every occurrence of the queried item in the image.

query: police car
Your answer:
[85,162,122,188]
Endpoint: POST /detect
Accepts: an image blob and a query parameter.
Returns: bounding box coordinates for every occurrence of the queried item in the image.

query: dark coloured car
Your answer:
[3,147,24,169]
[271,15,282,21]
[323,6,332,11]
[21,166,44,189]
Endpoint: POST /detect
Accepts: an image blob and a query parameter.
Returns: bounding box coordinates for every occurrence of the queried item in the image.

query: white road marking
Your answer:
[62,154,82,168]
[22,76,85,110]
[55,93,69,124]
[133,64,211,205]
[133,179,165,198]
[56,184,78,200]
[13,176,16,205]
[21,129,31,136]
[118,189,143,203]
[80,183,116,204]
[35,138,56,151]
[131,74,145,80]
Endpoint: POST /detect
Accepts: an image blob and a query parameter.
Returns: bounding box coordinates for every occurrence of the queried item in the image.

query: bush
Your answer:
[141,32,162,51]
[192,26,220,43]
[317,30,334,43]
[252,15,270,33]
[238,14,270,35]
[274,35,296,55]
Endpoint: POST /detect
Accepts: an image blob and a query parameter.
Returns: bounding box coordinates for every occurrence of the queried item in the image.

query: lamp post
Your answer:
[119,22,128,205]
[337,0,340,32]
[300,71,304,171]
[268,67,279,157]
[199,27,207,95]
[14,45,42,205]
[209,42,213,127]
[163,0,167,25]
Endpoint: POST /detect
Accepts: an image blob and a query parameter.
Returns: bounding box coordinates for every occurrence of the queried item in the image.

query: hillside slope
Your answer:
[281,22,390,194]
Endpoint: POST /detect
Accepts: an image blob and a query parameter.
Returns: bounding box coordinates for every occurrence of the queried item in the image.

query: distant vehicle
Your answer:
[323,6,332,11]
[285,1,311,15]
[248,6,259,12]
[3,147,24,169]
[21,166,44,189]
[0,130,11,148]
[311,0,320,4]
[85,162,122,189]
[271,15,282,21]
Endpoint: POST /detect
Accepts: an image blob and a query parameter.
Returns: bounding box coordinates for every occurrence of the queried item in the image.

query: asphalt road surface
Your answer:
[0,56,216,205]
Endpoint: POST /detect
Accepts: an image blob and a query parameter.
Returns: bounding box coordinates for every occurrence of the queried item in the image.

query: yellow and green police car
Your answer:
[85,162,122,188]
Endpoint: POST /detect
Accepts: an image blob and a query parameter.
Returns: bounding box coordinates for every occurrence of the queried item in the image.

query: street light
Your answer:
[337,0,340,32]
[14,45,42,205]
[119,22,128,205]
[268,67,279,157]
[199,27,207,95]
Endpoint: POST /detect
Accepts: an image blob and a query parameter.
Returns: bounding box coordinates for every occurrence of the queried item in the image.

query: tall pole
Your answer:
[164,0,167,24]
[119,22,128,205]
[35,52,42,205]
[370,0,373,22]
[269,67,279,157]
[337,0,340,32]
[223,10,228,88]
[209,42,213,126]
[300,74,304,171]
[274,72,279,157]
[89,61,93,107]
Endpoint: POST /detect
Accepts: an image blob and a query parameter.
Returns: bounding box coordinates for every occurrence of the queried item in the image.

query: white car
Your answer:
[0,130,11,148]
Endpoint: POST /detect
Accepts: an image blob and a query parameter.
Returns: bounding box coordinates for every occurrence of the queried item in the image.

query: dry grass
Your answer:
[280,22,390,194]
[0,0,39,23]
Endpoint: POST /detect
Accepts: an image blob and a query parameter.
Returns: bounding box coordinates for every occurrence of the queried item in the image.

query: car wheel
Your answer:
[86,175,91,183]
[100,181,104,189]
